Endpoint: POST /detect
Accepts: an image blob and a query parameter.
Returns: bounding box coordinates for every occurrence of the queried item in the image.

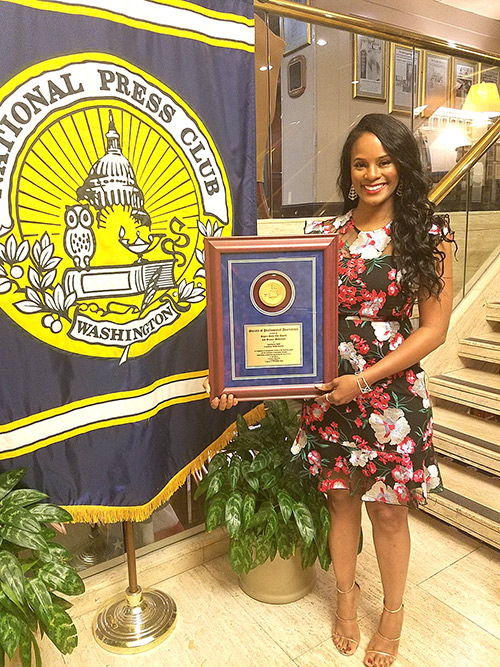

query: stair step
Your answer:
[422,458,500,550]
[428,368,500,415]
[458,331,500,364]
[486,302,500,323]
[433,405,500,475]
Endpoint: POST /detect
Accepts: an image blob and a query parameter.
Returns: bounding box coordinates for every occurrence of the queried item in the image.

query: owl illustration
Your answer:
[63,204,96,270]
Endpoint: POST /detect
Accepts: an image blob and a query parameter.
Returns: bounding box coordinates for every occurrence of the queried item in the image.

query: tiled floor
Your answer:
[14,510,500,667]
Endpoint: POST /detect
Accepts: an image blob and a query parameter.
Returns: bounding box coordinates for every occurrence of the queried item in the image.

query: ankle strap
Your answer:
[383,601,404,614]
[336,581,357,594]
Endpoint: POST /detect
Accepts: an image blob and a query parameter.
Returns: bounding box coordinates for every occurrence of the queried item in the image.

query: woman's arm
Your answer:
[318,241,453,405]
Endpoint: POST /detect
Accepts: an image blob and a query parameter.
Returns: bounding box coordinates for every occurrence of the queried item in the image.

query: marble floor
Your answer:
[14,509,500,667]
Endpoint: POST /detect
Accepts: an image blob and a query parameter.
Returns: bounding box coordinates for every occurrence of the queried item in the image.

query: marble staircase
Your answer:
[424,282,500,549]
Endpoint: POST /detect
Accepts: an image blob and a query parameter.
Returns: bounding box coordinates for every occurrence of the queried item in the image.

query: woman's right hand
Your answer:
[203,377,239,411]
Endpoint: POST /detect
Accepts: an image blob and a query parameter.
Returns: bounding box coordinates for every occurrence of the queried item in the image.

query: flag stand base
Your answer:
[93,522,177,654]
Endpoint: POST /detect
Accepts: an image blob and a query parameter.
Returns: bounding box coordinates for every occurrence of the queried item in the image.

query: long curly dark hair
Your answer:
[338,113,453,299]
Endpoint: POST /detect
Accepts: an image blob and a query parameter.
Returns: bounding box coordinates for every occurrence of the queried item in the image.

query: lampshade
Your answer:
[462,82,500,113]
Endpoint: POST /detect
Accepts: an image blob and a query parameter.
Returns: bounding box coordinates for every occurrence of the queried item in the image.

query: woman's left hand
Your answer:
[316,375,361,406]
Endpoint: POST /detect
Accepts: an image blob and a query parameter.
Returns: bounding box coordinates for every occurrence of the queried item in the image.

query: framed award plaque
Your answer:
[205,235,338,401]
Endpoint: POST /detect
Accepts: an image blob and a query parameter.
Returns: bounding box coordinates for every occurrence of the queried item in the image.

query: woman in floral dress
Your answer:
[292,114,454,666]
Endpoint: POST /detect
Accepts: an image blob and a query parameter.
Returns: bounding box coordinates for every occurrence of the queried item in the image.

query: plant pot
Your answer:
[239,551,316,604]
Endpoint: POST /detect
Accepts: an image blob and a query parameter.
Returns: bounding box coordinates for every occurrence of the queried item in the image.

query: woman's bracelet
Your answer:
[355,375,372,394]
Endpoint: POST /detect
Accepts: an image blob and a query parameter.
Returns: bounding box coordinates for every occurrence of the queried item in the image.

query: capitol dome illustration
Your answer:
[77,110,150,227]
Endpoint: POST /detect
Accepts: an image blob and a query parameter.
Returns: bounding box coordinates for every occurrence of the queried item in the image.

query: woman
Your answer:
[209,113,453,667]
[297,113,453,666]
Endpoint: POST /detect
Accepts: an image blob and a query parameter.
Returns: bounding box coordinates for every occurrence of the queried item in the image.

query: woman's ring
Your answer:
[326,392,333,404]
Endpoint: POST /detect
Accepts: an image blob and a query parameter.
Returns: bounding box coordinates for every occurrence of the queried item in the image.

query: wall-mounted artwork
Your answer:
[423,51,451,115]
[353,34,387,100]
[389,44,421,113]
[452,58,478,108]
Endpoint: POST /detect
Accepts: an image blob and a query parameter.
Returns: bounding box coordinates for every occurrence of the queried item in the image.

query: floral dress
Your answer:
[293,211,444,508]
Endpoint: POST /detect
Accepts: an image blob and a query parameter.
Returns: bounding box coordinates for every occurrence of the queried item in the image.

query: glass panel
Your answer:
[52,479,205,577]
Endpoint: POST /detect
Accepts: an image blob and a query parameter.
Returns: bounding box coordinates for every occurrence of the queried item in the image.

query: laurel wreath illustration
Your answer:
[0,218,223,342]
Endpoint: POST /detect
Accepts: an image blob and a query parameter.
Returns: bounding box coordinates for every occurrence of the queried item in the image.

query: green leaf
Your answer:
[250,534,269,570]
[235,412,249,435]
[205,496,225,532]
[0,468,27,503]
[245,474,259,493]
[229,537,250,576]
[0,507,40,534]
[18,628,32,667]
[0,526,47,552]
[277,490,294,523]
[225,491,242,538]
[0,589,36,632]
[39,526,56,541]
[29,504,73,523]
[0,490,48,508]
[193,474,210,500]
[0,648,4,667]
[317,544,331,571]
[300,541,317,569]
[207,452,227,472]
[241,493,256,530]
[36,541,73,564]
[25,578,52,627]
[50,593,73,611]
[0,612,21,659]
[227,457,241,490]
[38,562,85,596]
[276,521,294,560]
[293,502,316,546]
[0,551,25,604]
[42,605,78,654]
[32,636,41,667]
[249,451,270,473]
[261,468,281,490]
[264,508,278,540]
[206,469,226,500]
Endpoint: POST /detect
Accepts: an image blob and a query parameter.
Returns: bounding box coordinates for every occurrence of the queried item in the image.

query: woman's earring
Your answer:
[396,181,403,196]
[348,185,358,200]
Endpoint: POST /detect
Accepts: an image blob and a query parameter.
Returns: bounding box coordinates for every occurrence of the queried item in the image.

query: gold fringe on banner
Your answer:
[62,403,266,524]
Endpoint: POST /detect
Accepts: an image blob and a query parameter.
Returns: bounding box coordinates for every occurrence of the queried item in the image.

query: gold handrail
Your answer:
[255,0,500,65]
[429,117,500,204]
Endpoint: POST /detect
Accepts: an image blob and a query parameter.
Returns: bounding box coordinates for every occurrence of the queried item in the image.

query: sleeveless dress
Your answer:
[293,211,444,508]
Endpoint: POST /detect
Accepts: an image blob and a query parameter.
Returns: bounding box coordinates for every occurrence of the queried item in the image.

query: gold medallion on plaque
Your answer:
[258,279,287,308]
[250,271,295,315]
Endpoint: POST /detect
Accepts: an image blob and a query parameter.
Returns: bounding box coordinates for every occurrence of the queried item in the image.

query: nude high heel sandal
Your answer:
[364,601,404,666]
[333,581,360,657]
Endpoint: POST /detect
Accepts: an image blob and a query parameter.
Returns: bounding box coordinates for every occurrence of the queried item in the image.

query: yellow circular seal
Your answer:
[258,279,286,307]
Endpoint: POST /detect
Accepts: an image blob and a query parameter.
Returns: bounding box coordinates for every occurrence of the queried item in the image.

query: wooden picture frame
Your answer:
[353,34,387,100]
[205,235,338,401]
[389,44,422,113]
[452,58,479,109]
[281,0,312,56]
[423,51,451,116]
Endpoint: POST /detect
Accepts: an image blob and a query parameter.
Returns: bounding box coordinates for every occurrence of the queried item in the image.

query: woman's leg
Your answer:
[327,486,363,655]
[364,502,410,667]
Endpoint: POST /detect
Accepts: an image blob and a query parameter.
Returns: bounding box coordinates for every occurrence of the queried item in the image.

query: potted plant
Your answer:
[0,466,85,665]
[195,400,331,602]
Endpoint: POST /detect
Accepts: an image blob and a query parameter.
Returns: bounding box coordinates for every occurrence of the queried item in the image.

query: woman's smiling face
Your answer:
[350,131,400,210]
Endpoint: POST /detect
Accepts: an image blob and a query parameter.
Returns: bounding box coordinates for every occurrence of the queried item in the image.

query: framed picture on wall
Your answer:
[423,51,451,115]
[479,64,500,88]
[389,44,421,113]
[282,0,312,55]
[452,58,478,108]
[353,34,387,100]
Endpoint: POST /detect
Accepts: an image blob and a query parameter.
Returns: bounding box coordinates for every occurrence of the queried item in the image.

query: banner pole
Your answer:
[93,521,177,654]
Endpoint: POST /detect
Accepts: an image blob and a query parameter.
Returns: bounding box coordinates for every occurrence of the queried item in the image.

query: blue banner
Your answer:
[0,0,258,521]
